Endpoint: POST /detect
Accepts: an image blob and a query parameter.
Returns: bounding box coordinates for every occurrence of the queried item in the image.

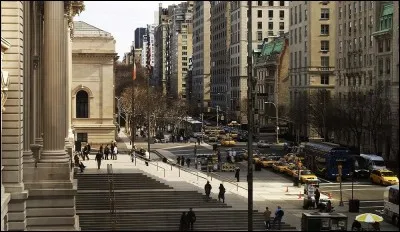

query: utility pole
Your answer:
[247,1,253,231]
[146,25,151,159]
[201,113,204,143]
[131,44,136,147]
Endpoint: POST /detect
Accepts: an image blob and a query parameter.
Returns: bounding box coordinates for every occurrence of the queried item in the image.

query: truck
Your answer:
[383,185,399,227]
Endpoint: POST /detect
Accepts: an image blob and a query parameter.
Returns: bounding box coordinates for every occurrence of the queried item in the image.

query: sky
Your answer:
[75,1,183,60]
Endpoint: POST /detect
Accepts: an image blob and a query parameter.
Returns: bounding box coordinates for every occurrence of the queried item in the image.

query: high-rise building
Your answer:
[134,27,147,49]
[168,1,194,99]
[141,24,155,68]
[288,1,337,139]
[192,1,211,114]
[229,1,289,124]
[210,1,231,119]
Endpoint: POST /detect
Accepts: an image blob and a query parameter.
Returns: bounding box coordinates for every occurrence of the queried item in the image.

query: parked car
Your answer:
[258,156,281,168]
[272,161,289,173]
[221,138,236,147]
[257,140,271,148]
[293,170,319,184]
[370,169,399,186]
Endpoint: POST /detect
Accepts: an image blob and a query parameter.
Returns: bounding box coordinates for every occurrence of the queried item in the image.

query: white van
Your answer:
[360,154,387,171]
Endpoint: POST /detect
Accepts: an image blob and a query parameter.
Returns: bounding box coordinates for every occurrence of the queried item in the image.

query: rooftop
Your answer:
[73,21,113,38]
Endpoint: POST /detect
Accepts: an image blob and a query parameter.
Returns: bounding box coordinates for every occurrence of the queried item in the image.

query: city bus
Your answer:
[303,142,353,180]
[179,117,202,137]
[383,185,399,227]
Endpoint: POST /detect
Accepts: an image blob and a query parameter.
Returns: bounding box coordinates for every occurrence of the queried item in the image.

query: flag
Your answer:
[132,62,136,80]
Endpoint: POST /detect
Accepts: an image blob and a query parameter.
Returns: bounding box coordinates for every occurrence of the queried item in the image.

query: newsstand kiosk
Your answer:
[301,212,348,231]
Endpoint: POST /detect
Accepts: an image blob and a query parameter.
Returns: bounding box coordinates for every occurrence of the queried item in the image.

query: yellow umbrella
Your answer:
[355,213,383,223]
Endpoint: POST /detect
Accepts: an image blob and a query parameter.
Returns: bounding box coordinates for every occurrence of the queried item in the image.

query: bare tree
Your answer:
[289,93,308,142]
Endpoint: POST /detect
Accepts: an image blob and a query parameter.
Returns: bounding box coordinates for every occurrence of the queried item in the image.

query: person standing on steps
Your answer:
[235,167,240,182]
[272,206,284,230]
[95,150,102,170]
[186,157,191,167]
[179,212,188,231]
[113,144,118,160]
[314,188,320,208]
[110,143,115,160]
[218,183,226,203]
[87,142,91,158]
[264,206,272,230]
[197,137,201,145]
[177,156,181,165]
[104,144,110,160]
[186,208,196,231]
[205,181,212,201]
[83,144,89,160]
[99,144,104,159]
[181,156,185,166]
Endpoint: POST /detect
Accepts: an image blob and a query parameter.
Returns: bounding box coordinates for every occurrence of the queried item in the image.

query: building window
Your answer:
[268,22,274,30]
[269,10,273,18]
[386,39,391,52]
[321,56,329,67]
[257,31,263,41]
[280,1,284,6]
[321,40,329,51]
[386,58,391,74]
[339,41,342,53]
[304,41,308,52]
[321,74,329,85]
[279,10,285,18]
[258,10,262,18]
[269,1,274,6]
[76,90,89,118]
[305,9,308,20]
[279,22,284,30]
[339,7,342,19]
[321,8,330,19]
[258,22,262,29]
[258,1,262,6]
[77,133,88,142]
[304,25,307,36]
[321,25,329,35]
[378,59,383,75]
[378,40,383,52]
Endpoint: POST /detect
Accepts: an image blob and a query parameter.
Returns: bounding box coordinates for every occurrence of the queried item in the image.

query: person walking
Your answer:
[272,206,284,230]
[87,143,91,159]
[99,144,104,159]
[177,156,181,165]
[218,184,226,203]
[197,137,201,145]
[186,157,191,168]
[264,207,272,230]
[113,145,118,160]
[82,145,89,160]
[204,181,212,201]
[110,143,115,160]
[315,188,321,208]
[194,144,197,156]
[186,208,196,231]
[95,150,102,170]
[179,212,188,231]
[104,145,110,160]
[181,156,185,166]
[235,167,240,182]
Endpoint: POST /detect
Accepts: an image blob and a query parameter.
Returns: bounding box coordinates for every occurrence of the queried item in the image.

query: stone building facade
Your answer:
[71,21,117,146]
[1,1,84,230]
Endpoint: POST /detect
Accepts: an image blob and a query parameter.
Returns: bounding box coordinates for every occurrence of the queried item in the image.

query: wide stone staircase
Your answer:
[75,172,296,231]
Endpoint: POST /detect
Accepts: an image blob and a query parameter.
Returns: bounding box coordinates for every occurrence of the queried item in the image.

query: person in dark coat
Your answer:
[177,156,181,165]
[181,156,185,166]
[82,145,89,160]
[315,188,321,208]
[179,212,188,231]
[204,181,212,201]
[99,144,104,159]
[235,167,240,182]
[186,157,191,167]
[186,208,196,231]
[110,143,115,160]
[104,145,110,160]
[95,151,102,170]
[218,183,226,203]
[87,143,91,155]
[351,219,362,231]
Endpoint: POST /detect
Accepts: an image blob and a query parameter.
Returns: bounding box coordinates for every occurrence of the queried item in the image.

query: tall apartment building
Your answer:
[210,1,231,118]
[192,1,211,113]
[134,27,146,49]
[288,1,336,139]
[169,1,194,99]
[141,24,155,68]
[230,1,289,124]
[392,2,399,162]
[154,3,173,94]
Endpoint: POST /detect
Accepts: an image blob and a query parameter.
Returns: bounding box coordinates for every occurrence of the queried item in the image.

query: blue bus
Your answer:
[303,142,353,180]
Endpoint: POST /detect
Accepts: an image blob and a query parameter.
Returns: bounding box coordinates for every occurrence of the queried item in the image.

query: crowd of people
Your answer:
[73,141,119,172]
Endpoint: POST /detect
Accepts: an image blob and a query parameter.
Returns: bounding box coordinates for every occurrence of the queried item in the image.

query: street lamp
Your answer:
[115,97,121,128]
[264,101,279,144]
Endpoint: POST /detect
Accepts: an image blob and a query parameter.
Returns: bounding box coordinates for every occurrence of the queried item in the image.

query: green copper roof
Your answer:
[382,3,393,17]
[260,38,285,57]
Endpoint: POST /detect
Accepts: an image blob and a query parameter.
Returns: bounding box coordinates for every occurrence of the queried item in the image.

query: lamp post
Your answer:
[264,101,279,144]
[338,163,344,206]
[115,97,121,128]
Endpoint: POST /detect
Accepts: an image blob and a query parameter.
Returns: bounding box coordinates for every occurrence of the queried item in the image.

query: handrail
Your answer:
[107,164,116,230]
[151,150,247,191]
[134,153,166,177]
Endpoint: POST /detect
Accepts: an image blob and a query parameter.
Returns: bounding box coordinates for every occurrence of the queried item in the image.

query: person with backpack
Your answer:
[204,181,212,201]
[186,208,196,231]
[272,206,284,230]
[95,150,102,170]
[218,183,226,203]
[104,144,110,160]
[110,143,115,160]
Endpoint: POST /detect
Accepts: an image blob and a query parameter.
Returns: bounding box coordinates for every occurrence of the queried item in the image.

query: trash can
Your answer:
[348,199,360,213]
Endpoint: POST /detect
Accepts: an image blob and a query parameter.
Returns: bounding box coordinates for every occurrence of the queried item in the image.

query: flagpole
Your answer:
[131,46,136,148]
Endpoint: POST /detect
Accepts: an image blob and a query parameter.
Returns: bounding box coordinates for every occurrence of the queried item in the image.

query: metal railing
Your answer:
[151,150,248,192]
[107,164,116,230]
[133,153,166,177]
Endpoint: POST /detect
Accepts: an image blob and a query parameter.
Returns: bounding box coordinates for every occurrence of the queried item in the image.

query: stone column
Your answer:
[40,1,68,162]
[35,6,44,146]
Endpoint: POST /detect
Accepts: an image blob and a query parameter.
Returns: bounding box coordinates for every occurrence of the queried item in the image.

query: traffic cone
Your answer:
[285,186,289,192]
[298,191,302,199]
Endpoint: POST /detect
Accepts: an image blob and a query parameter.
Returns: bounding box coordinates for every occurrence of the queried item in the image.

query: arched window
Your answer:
[76,90,89,118]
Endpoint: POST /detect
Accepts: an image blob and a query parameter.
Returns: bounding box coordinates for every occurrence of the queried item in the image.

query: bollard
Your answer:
[179,167,180,177]
[197,171,199,181]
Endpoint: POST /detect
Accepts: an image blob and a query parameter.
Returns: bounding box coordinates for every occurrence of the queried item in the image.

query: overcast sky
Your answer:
[75,1,183,60]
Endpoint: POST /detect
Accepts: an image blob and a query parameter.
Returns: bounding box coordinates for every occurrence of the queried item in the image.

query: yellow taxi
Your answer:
[221,138,236,147]
[292,170,318,184]
[370,169,399,186]
[253,154,265,164]
[283,163,298,176]
[272,161,289,173]
[258,156,281,168]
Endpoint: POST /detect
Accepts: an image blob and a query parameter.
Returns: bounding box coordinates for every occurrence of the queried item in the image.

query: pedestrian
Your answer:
[113,145,118,160]
[104,145,110,160]
[197,137,201,145]
[82,145,88,160]
[95,150,102,170]
[87,142,91,155]
[177,156,181,165]
[264,207,272,230]
[180,135,183,142]
[78,161,86,173]
[186,157,191,167]
[110,143,115,160]
[235,167,240,182]
[194,144,197,155]
[181,156,185,166]
[315,188,320,208]
[351,219,362,231]
[372,221,380,231]
[99,144,104,159]
[218,183,226,203]
[272,206,284,230]
[74,153,80,167]
[186,208,196,231]
[179,212,188,231]
[204,181,212,201]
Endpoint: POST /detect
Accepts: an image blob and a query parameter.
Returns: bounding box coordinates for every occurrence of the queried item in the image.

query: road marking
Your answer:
[318,178,333,183]
[359,206,384,209]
